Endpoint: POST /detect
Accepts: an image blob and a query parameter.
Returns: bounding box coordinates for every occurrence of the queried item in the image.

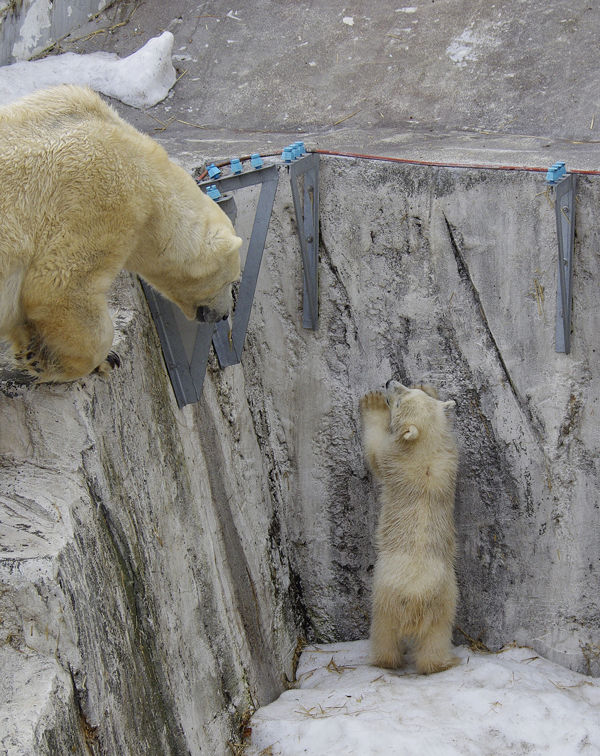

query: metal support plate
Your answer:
[143,155,320,406]
[206,165,280,367]
[553,173,576,354]
[141,281,215,408]
[289,152,320,330]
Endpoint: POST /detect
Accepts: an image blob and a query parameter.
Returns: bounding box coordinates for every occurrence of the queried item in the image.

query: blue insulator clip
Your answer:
[546,162,566,184]
[206,184,222,200]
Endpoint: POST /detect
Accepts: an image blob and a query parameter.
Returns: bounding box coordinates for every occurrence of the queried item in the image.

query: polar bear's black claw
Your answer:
[106,352,121,369]
[93,352,121,378]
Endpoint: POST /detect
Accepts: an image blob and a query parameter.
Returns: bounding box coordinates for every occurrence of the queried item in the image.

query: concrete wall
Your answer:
[1,155,599,754]
[253,157,600,675]
[0,0,117,64]
[0,274,303,755]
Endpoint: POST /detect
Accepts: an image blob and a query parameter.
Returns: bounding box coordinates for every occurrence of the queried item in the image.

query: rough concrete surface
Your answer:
[2,1,600,755]
[1,275,303,755]
[249,158,600,674]
[56,0,600,170]
[0,0,118,65]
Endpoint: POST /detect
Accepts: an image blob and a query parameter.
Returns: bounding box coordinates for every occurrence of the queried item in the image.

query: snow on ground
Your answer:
[247,641,600,756]
[0,32,176,108]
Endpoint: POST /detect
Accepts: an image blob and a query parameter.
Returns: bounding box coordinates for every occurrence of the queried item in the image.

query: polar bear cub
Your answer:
[360,381,460,674]
[0,85,242,382]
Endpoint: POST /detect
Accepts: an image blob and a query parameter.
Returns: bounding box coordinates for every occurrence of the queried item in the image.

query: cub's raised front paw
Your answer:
[360,390,389,414]
[93,351,121,378]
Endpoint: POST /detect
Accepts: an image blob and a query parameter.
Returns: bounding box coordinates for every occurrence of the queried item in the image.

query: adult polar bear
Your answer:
[0,85,242,382]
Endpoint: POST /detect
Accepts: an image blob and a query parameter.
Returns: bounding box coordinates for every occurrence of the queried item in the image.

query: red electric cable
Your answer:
[196,147,600,180]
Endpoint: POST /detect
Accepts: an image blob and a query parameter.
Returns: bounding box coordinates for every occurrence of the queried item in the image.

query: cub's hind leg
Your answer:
[370,606,405,669]
[413,592,460,675]
[370,576,407,670]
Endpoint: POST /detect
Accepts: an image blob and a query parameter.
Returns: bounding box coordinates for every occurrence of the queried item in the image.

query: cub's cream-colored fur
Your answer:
[0,85,242,382]
[360,381,460,674]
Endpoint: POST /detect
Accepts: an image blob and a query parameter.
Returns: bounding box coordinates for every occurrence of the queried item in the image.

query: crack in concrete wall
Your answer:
[443,211,546,444]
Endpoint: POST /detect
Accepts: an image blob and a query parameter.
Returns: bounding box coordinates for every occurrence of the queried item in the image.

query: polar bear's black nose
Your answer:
[385,379,393,389]
[195,306,210,322]
[196,305,228,323]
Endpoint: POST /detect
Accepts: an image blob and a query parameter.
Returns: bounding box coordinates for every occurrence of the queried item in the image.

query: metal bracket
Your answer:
[142,154,320,407]
[206,164,280,367]
[289,152,320,330]
[141,281,215,407]
[547,164,576,354]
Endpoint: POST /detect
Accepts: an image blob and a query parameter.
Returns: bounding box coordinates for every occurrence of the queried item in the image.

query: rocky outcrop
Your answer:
[0,273,302,755]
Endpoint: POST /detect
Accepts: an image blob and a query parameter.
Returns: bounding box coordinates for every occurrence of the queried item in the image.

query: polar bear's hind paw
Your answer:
[93,351,121,378]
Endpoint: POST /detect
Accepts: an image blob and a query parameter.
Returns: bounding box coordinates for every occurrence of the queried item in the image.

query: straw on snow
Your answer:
[246,640,600,756]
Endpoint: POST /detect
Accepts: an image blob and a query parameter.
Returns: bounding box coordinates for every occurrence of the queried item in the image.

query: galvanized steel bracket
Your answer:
[141,282,214,406]
[207,164,280,368]
[143,154,319,407]
[288,152,320,330]
[547,164,576,354]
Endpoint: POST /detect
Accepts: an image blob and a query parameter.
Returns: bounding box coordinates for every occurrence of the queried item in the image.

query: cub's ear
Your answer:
[412,384,439,399]
[442,400,456,411]
[402,425,419,441]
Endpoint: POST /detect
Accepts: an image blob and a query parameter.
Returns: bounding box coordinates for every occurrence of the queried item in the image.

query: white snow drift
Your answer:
[0,31,176,108]
[247,641,600,756]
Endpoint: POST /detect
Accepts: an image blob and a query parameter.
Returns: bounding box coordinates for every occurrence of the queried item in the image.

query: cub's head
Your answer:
[385,380,456,442]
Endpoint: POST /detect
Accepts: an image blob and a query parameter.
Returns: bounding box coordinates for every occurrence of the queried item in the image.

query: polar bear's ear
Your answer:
[442,400,456,411]
[209,228,243,257]
[402,425,419,441]
[413,384,439,399]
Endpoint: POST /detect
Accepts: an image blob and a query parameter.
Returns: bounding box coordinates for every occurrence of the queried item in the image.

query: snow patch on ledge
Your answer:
[0,31,176,108]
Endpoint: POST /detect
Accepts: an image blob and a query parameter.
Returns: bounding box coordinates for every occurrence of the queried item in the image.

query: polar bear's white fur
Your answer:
[360,382,460,674]
[0,85,242,382]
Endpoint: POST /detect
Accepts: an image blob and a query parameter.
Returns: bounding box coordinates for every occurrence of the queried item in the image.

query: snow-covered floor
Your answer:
[247,641,600,756]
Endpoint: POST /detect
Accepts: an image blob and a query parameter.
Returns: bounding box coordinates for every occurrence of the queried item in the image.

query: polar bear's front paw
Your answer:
[93,351,121,378]
[360,390,389,415]
[13,335,55,379]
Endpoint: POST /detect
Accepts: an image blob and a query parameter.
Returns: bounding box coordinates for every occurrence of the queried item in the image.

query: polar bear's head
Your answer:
[137,187,243,323]
[385,380,456,441]
[166,222,242,324]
